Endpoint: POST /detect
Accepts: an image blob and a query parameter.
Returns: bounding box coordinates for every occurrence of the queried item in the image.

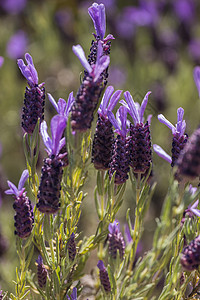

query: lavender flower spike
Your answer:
[36,255,48,288]
[108,220,125,259]
[47,92,74,120]
[5,170,34,239]
[17,53,45,134]
[153,144,172,164]
[193,66,200,98]
[37,115,67,214]
[108,106,130,184]
[40,115,66,157]
[158,107,188,167]
[92,86,122,170]
[97,260,111,292]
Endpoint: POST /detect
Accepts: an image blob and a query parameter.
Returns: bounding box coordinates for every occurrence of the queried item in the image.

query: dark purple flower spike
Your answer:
[97,260,111,293]
[123,91,152,176]
[181,235,200,271]
[92,86,122,170]
[5,170,34,239]
[17,53,45,134]
[176,127,200,182]
[108,220,125,260]
[158,107,188,167]
[71,42,110,132]
[67,233,76,261]
[108,106,130,184]
[88,3,114,85]
[66,287,77,300]
[37,115,67,214]
[36,255,48,288]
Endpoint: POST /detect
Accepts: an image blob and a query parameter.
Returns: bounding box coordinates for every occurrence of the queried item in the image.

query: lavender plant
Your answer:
[2,2,200,300]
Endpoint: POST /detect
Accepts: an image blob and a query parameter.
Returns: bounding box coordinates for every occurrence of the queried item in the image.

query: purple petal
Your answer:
[51,115,66,156]
[40,121,52,154]
[88,3,106,40]
[17,53,38,85]
[190,208,200,217]
[193,66,200,98]
[58,137,66,154]
[104,34,115,42]
[157,114,176,132]
[47,93,59,113]
[107,89,122,112]
[36,255,43,265]
[119,106,128,137]
[65,92,74,118]
[98,86,114,115]
[57,98,67,115]
[188,184,197,195]
[139,91,151,122]
[107,111,120,131]
[18,169,29,191]
[147,114,152,125]
[176,107,185,135]
[94,55,110,82]
[71,287,77,300]
[5,180,18,196]
[108,220,120,234]
[124,91,140,124]
[72,45,92,73]
[153,144,172,164]
[190,199,199,209]
[0,56,4,68]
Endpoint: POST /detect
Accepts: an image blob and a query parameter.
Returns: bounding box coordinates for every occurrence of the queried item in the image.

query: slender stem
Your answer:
[100,170,105,220]
[128,173,141,273]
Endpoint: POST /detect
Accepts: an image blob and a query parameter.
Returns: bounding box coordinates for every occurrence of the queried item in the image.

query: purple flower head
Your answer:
[158,107,186,138]
[123,91,151,125]
[72,42,110,82]
[36,255,43,265]
[0,57,4,68]
[1,0,27,14]
[17,53,38,87]
[193,66,200,98]
[40,115,66,156]
[47,92,74,120]
[107,106,128,138]
[88,2,114,41]
[5,169,29,197]
[6,30,28,60]
[173,0,195,23]
[153,144,172,164]
[97,259,105,271]
[108,220,120,235]
[66,287,77,300]
[98,86,122,117]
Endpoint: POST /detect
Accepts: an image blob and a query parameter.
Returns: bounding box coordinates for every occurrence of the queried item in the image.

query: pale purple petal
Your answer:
[47,93,59,113]
[40,121,52,154]
[58,137,66,154]
[18,169,29,191]
[0,56,4,68]
[108,220,120,234]
[190,207,200,217]
[104,34,115,42]
[71,287,77,300]
[158,114,176,132]
[124,91,140,124]
[147,114,152,125]
[72,45,92,74]
[193,66,200,98]
[25,53,33,65]
[190,199,199,209]
[176,107,184,134]
[94,55,110,82]
[107,111,120,131]
[153,144,172,164]
[139,91,151,122]
[88,3,106,40]
[119,106,127,137]
[17,53,38,85]
[51,115,66,156]
[189,184,197,195]
[57,98,67,115]
[65,92,74,117]
[5,181,18,196]
[107,89,122,112]
[99,86,114,115]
